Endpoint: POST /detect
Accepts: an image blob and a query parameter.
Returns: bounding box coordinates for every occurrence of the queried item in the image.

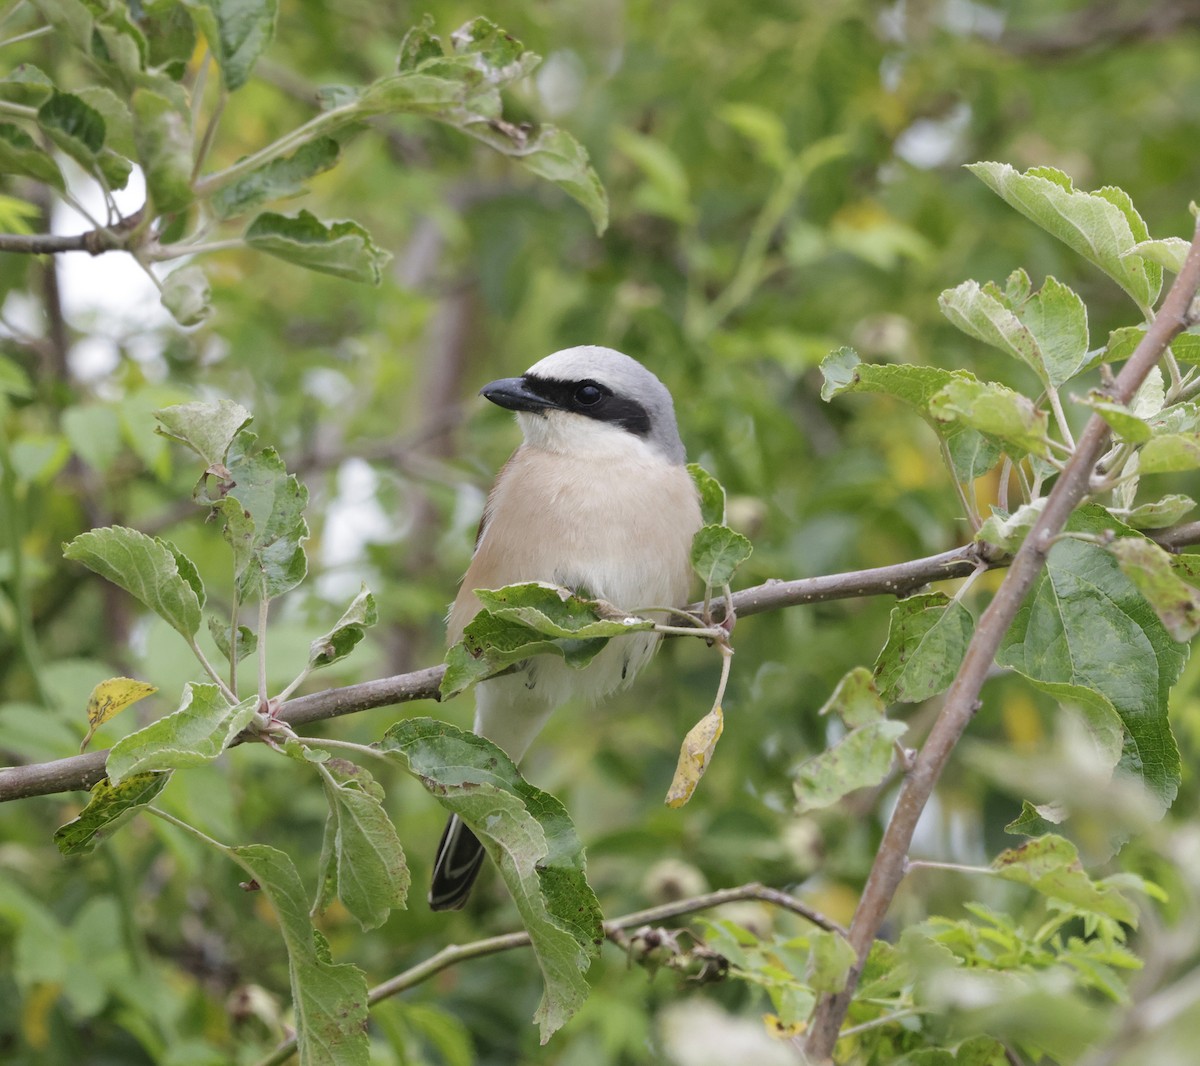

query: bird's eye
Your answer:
[574,383,604,406]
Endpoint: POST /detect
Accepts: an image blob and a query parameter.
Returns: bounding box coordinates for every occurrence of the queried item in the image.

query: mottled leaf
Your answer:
[380,719,602,1042]
[308,585,377,670]
[245,210,391,283]
[53,772,170,855]
[105,684,257,783]
[690,524,752,587]
[664,705,724,808]
[968,163,1161,312]
[313,759,409,930]
[997,507,1185,807]
[64,526,204,638]
[874,593,975,703]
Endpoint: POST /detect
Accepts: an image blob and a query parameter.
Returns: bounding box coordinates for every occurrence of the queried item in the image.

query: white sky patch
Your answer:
[52,161,174,379]
[317,457,397,600]
[894,101,972,169]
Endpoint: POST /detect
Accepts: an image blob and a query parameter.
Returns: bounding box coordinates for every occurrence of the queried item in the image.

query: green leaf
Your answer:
[105,684,257,783]
[221,443,309,600]
[874,592,975,703]
[1108,536,1200,642]
[313,758,409,930]
[1100,326,1200,369]
[1076,393,1151,443]
[929,377,1050,458]
[440,639,505,700]
[379,719,602,1042]
[74,87,134,156]
[0,64,55,107]
[805,930,856,994]
[155,399,252,472]
[997,506,1185,807]
[690,524,752,587]
[53,772,170,855]
[160,265,212,326]
[474,583,656,640]
[182,0,279,91]
[1125,236,1190,275]
[967,163,1161,313]
[1114,494,1196,530]
[991,835,1138,925]
[63,526,204,638]
[211,136,340,219]
[244,210,392,283]
[37,90,104,167]
[1020,678,1126,772]
[131,89,191,213]
[228,844,369,1065]
[1139,432,1200,474]
[514,125,608,236]
[976,499,1046,553]
[1004,799,1067,837]
[818,666,885,728]
[207,615,257,663]
[687,463,726,526]
[0,122,65,190]
[61,404,122,473]
[460,616,602,666]
[938,274,1088,388]
[793,718,907,812]
[308,585,377,669]
[819,348,1001,481]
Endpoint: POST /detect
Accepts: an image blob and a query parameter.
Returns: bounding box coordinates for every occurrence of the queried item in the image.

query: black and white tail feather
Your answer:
[429,815,487,911]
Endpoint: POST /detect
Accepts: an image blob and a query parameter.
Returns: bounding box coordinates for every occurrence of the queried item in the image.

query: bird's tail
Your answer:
[429,815,487,911]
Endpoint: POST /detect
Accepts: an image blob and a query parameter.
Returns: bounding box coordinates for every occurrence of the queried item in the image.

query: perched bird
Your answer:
[429,345,702,910]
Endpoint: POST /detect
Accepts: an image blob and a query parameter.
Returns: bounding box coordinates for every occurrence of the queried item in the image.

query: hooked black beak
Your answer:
[480,376,558,414]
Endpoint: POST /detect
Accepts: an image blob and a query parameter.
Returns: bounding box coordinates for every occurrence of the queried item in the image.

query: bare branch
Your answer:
[803,213,1200,1060]
[251,881,843,1066]
[0,208,144,256]
[5,517,1200,806]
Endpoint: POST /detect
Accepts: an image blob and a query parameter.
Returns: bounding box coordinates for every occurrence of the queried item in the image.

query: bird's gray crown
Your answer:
[521,346,687,464]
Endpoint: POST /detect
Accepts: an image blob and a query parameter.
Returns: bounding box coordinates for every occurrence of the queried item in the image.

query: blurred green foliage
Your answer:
[2,0,1200,1063]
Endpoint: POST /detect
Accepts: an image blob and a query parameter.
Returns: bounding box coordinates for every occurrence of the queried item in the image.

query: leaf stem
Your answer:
[187,638,239,704]
[1046,386,1076,451]
[193,102,357,197]
[258,596,270,706]
[145,804,231,852]
[293,736,393,765]
[939,436,981,531]
[0,98,37,119]
[151,238,247,260]
[0,22,50,47]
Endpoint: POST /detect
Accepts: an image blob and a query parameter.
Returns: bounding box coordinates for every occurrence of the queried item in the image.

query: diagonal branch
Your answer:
[802,213,1200,1060]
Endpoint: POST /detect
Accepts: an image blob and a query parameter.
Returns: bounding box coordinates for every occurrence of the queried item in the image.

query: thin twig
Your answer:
[250,881,845,1066]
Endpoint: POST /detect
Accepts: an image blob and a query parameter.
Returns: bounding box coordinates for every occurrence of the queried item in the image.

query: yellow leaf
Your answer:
[80,677,157,752]
[21,982,60,1049]
[664,705,724,808]
[763,1013,805,1040]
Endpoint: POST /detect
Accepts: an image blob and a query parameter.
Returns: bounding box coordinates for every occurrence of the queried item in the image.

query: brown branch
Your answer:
[6,518,1200,806]
[1000,0,1200,58]
[252,881,843,1066]
[0,208,144,257]
[803,214,1200,1061]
